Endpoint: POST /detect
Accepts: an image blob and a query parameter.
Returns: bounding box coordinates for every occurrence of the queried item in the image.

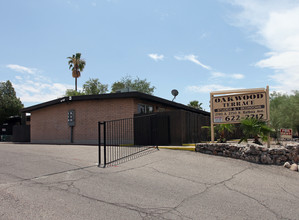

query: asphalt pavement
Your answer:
[0,143,298,220]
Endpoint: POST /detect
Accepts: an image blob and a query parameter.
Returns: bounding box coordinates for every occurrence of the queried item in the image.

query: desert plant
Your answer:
[217,124,235,143]
[202,124,235,143]
[239,118,274,145]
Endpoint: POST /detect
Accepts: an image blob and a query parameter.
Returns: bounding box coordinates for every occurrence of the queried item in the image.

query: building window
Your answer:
[156,106,166,112]
[138,104,153,114]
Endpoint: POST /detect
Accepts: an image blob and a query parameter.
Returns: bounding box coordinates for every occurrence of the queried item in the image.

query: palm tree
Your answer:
[239,118,274,145]
[188,100,203,110]
[202,124,234,143]
[217,124,235,143]
[67,53,86,91]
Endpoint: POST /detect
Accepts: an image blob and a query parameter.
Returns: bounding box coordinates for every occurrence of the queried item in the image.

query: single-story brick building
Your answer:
[22,92,210,145]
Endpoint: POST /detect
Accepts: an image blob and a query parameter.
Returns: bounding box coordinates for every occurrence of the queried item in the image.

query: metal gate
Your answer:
[134,114,170,145]
[98,116,160,167]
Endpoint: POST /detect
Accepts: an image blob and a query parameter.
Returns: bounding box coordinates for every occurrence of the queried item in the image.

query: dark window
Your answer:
[138,104,153,114]
[156,106,166,112]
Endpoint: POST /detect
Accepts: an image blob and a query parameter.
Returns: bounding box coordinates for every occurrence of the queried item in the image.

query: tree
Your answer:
[270,92,288,137]
[65,89,85,96]
[67,53,86,91]
[64,78,108,96]
[111,76,155,95]
[0,80,23,124]
[188,100,203,110]
[238,118,274,145]
[289,91,299,134]
[83,78,108,95]
[270,91,299,137]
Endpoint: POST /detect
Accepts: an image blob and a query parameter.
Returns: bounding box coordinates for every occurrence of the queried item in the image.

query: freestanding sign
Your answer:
[210,86,270,142]
[280,128,292,139]
[212,91,268,124]
[68,110,75,127]
[68,110,75,143]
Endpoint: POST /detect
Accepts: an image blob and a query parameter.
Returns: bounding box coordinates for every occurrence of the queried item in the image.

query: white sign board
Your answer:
[280,128,292,139]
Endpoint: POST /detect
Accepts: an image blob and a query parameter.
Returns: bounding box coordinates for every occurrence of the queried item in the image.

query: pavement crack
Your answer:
[172,187,209,218]
[146,166,214,219]
[0,165,97,191]
[149,167,210,186]
[224,184,292,220]
[114,203,187,220]
[278,185,299,201]
[171,166,251,216]
[212,166,251,186]
[108,160,164,174]
[23,175,192,220]
[26,165,96,181]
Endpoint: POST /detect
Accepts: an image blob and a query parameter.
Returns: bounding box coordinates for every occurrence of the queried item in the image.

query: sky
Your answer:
[1,0,299,111]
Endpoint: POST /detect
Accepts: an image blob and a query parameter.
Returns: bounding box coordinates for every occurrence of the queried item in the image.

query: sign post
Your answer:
[210,93,215,143]
[210,87,270,144]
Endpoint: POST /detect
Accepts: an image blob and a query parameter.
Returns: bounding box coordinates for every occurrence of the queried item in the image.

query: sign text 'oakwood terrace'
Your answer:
[212,92,268,124]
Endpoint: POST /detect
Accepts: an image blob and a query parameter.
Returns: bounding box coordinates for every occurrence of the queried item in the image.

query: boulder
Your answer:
[283,162,291,168]
[290,164,298,171]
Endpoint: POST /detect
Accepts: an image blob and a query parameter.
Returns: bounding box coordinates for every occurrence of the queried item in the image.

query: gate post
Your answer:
[98,122,101,167]
[103,121,107,167]
[98,121,107,167]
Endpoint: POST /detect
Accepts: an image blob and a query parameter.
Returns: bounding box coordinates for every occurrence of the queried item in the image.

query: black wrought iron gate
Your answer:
[98,116,163,167]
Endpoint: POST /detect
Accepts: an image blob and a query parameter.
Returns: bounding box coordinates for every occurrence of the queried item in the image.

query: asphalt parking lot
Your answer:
[0,143,299,220]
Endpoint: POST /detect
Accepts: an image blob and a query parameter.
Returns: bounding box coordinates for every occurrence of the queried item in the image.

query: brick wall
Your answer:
[30,96,193,144]
[31,98,136,144]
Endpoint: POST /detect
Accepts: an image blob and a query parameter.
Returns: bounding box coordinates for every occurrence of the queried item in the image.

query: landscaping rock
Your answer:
[283,162,291,168]
[195,143,299,166]
[290,164,298,171]
[283,162,299,172]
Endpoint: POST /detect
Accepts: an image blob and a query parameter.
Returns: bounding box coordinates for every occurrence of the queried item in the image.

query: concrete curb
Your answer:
[158,146,195,151]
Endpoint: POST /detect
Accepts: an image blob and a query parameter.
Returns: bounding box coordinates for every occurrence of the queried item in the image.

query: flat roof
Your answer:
[22,92,210,116]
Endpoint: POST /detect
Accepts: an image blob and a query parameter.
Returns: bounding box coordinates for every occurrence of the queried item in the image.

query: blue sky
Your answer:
[1,0,299,111]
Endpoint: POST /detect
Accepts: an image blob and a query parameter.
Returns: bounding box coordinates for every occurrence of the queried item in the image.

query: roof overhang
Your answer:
[22,92,210,116]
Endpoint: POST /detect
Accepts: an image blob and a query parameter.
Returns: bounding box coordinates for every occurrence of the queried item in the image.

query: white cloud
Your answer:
[7,64,73,104]
[231,73,244,79]
[13,80,73,103]
[6,64,37,74]
[174,55,243,80]
[227,0,299,93]
[256,51,299,69]
[175,54,211,70]
[148,53,164,61]
[211,72,226,78]
[186,84,240,93]
[211,72,244,79]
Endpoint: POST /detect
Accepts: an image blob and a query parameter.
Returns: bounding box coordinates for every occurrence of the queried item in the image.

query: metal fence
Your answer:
[134,110,210,145]
[98,117,159,167]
